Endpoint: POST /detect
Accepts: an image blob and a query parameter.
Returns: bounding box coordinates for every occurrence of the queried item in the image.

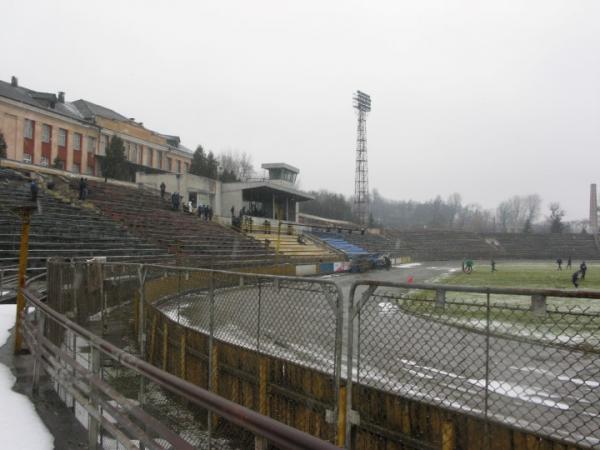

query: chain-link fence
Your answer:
[41,260,344,449]
[347,281,600,449]
[141,264,344,447]
[35,261,600,449]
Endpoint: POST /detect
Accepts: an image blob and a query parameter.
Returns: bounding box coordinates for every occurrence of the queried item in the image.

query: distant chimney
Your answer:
[591,184,598,234]
[10,76,18,87]
[58,91,65,103]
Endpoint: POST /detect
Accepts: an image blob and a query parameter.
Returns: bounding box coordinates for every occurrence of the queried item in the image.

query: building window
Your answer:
[130,143,138,163]
[72,163,80,173]
[167,157,172,172]
[146,148,152,166]
[23,153,32,164]
[73,133,81,151]
[157,151,163,169]
[184,162,189,173]
[177,160,181,173]
[42,124,51,143]
[40,156,49,167]
[99,134,109,155]
[87,136,96,153]
[58,128,67,147]
[24,119,34,139]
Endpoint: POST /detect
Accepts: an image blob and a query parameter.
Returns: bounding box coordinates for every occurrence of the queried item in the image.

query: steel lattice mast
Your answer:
[353,90,371,226]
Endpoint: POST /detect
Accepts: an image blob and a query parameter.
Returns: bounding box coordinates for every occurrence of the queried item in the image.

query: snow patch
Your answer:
[394,263,422,268]
[466,379,570,410]
[0,305,54,449]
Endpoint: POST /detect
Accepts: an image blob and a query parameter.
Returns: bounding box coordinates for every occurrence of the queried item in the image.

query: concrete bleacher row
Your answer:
[74,179,278,267]
[0,168,171,269]
[306,227,600,261]
[244,221,342,262]
[385,229,600,260]
[309,231,371,257]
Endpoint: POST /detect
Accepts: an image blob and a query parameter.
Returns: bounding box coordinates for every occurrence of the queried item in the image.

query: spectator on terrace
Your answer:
[198,204,203,218]
[230,206,235,217]
[204,205,209,221]
[572,270,581,288]
[208,206,213,221]
[491,258,496,272]
[567,256,572,269]
[78,177,87,200]
[556,258,563,271]
[297,234,307,245]
[171,192,180,211]
[160,182,166,199]
[30,179,38,202]
[580,261,587,280]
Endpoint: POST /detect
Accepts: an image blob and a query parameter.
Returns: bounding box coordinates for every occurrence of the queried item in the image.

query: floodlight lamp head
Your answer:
[353,90,371,112]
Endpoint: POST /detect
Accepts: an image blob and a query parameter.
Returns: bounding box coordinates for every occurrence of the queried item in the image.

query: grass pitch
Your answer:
[442,261,600,290]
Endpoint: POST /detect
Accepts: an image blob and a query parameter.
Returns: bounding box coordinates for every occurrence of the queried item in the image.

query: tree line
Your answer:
[301,189,575,233]
[100,137,254,183]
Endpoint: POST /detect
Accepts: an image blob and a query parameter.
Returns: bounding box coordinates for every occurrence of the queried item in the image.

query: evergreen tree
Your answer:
[101,136,128,181]
[206,151,218,179]
[189,145,207,177]
[219,168,238,182]
[0,132,6,158]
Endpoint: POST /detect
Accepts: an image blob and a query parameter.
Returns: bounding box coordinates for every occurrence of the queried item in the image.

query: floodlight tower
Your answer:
[353,90,371,226]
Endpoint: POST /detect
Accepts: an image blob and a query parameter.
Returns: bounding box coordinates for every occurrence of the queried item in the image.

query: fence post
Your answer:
[14,206,32,354]
[149,314,157,364]
[531,294,547,317]
[336,385,347,448]
[137,265,147,351]
[88,345,101,449]
[255,356,269,450]
[208,272,218,445]
[435,289,446,309]
[180,332,186,379]
[162,322,168,371]
[32,308,45,394]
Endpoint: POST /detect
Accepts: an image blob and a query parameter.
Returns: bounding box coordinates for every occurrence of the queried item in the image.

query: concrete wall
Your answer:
[137,172,219,210]
[220,189,244,217]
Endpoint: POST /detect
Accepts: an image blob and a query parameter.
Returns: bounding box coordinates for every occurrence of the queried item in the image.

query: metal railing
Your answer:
[21,261,600,449]
[21,282,341,450]
[37,260,345,449]
[347,280,600,449]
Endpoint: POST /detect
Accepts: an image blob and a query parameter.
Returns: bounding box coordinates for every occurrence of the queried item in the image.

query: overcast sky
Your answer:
[2,0,599,219]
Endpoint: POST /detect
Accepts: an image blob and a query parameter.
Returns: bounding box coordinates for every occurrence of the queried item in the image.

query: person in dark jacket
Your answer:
[556,258,563,271]
[79,177,86,200]
[171,192,180,210]
[580,261,587,280]
[160,182,166,199]
[572,270,581,288]
[566,256,572,269]
[30,179,38,202]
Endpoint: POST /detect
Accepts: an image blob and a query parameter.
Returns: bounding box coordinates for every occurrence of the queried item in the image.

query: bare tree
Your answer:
[548,202,566,233]
[496,194,542,232]
[218,149,254,181]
